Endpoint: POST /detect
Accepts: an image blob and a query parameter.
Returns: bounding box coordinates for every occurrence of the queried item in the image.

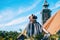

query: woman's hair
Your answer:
[29,14,37,19]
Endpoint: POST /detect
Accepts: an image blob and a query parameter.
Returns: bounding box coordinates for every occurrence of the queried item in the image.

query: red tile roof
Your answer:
[43,10,60,35]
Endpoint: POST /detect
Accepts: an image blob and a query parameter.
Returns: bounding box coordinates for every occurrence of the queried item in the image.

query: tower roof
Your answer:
[43,0,49,8]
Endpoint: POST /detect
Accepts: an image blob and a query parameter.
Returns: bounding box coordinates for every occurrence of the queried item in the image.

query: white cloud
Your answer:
[0,15,3,18]
[0,11,41,28]
[0,0,42,29]
[5,17,27,26]
[18,0,41,14]
[0,9,14,19]
[0,16,28,27]
[0,9,15,24]
[51,1,60,10]
[0,0,41,24]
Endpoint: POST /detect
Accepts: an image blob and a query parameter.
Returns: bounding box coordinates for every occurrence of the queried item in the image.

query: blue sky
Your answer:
[0,0,60,32]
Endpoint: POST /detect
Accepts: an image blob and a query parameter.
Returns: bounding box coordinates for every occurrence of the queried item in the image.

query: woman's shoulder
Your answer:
[35,22,40,24]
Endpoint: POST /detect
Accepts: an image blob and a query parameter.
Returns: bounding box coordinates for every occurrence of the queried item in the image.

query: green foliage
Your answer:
[0,30,60,40]
[49,34,60,40]
[0,31,20,40]
[34,33,44,40]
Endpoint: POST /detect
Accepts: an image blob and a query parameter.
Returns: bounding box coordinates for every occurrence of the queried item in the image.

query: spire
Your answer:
[41,0,51,24]
[43,0,49,8]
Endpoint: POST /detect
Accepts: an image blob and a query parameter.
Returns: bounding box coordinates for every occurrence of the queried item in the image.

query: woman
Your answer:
[25,14,42,38]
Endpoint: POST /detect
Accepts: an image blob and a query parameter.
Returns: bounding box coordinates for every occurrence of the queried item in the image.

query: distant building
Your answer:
[41,0,51,24]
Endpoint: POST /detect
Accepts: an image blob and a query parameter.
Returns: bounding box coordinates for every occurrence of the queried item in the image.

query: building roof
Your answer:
[43,10,60,35]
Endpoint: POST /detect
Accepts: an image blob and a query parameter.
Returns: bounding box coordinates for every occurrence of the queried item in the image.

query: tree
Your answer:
[34,33,44,40]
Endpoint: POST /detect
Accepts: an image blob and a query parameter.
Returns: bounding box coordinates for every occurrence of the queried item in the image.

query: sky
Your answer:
[0,0,60,32]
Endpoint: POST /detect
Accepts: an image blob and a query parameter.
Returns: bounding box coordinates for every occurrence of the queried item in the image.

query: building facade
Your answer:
[41,0,51,24]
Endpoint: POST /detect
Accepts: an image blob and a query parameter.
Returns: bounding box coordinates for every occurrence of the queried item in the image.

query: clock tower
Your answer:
[41,0,51,24]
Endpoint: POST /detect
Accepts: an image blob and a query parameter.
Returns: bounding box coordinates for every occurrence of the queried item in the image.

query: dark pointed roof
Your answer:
[43,0,49,8]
